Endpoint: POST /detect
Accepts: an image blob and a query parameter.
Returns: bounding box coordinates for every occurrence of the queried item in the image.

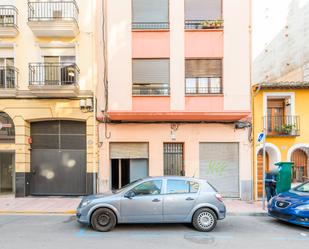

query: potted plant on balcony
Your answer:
[282,124,296,135]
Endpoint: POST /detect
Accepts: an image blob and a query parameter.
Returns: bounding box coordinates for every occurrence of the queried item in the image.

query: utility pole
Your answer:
[262,127,266,210]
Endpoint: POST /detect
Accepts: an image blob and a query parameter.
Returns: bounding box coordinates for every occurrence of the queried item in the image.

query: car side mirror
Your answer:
[124,190,135,199]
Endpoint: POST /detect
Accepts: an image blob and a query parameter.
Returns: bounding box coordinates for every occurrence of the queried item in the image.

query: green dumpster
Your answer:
[275,162,293,194]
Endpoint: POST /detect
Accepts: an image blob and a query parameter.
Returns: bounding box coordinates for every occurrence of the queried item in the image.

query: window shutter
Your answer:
[133,59,169,84]
[110,143,149,159]
[132,0,169,23]
[185,59,222,77]
[185,0,222,20]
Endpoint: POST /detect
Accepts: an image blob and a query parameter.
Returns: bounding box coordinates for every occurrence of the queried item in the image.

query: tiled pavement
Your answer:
[0,195,266,215]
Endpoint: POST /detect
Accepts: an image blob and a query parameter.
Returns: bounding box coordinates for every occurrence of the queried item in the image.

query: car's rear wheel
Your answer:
[91,208,117,232]
[192,208,217,232]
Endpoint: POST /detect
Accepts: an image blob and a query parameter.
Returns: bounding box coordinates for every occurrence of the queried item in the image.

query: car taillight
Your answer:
[215,193,223,202]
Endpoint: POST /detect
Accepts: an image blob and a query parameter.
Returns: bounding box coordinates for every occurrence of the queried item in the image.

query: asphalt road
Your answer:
[0,215,308,249]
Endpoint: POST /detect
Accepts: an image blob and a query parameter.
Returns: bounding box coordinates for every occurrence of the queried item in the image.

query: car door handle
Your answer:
[186,197,194,201]
[152,198,161,202]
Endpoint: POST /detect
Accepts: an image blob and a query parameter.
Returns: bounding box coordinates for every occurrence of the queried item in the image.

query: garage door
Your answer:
[199,143,239,198]
[30,121,86,195]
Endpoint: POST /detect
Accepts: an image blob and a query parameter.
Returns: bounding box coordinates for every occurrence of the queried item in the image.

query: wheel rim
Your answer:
[97,213,111,226]
[197,212,214,229]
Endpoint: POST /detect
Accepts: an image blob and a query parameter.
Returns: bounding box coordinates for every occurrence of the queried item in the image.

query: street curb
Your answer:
[0,210,76,215]
[227,212,268,217]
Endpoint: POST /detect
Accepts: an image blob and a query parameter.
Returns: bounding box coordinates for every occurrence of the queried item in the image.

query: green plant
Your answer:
[282,124,295,134]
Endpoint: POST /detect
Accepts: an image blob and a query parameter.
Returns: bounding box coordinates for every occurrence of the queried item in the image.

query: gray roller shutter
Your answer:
[186,59,222,77]
[199,143,239,198]
[133,59,170,84]
[185,0,222,20]
[132,0,169,23]
[110,142,149,159]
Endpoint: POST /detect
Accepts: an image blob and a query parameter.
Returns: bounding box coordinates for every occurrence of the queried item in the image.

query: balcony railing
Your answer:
[185,87,222,95]
[0,66,18,89]
[185,20,224,30]
[132,86,170,96]
[28,0,79,22]
[263,115,300,137]
[29,63,80,86]
[0,5,18,27]
[132,22,169,30]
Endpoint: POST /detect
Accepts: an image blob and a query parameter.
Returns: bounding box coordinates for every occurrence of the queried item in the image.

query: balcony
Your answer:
[132,85,170,96]
[0,66,18,97]
[27,0,79,37]
[185,87,222,95]
[28,62,79,97]
[0,5,18,37]
[185,20,224,30]
[132,22,169,30]
[263,116,300,137]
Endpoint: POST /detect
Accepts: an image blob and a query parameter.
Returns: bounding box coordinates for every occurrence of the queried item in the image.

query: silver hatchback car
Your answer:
[76,176,226,232]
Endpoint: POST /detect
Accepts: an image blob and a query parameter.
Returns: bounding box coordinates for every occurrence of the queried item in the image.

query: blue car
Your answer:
[268,181,309,227]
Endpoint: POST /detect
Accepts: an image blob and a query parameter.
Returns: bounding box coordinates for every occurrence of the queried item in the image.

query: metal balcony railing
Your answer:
[185,20,224,30]
[132,85,170,96]
[0,5,18,27]
[29,63,80,86]
[132,22,169,30]
[0,66,18,89]
[28,0,79,22]
[263,115,300,136]
[185,87,222,95]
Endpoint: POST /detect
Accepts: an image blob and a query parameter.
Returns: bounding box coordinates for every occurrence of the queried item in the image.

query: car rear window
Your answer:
[166,180,199,194]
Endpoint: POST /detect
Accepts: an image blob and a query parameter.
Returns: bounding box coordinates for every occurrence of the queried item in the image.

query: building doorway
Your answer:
[257,150,269,198]
[291,149,308,182]
[164,143,184,176]
[0,152,14,195]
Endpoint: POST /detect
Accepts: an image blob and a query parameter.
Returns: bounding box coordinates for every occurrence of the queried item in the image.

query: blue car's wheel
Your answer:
[192,208,217,232]
[91,208,117,232]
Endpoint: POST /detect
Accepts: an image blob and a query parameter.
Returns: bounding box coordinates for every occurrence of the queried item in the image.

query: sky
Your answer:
[252,0,295,60]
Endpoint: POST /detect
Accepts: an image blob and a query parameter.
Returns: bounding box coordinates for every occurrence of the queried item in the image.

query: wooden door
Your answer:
[267,99,285,134]
[257,151,269,198]
[291,149,308,182]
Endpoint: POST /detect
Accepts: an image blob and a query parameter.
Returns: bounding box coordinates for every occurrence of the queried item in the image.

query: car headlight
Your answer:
[81,200,91,208]
[268,197,274,205]
[295,204,309,211]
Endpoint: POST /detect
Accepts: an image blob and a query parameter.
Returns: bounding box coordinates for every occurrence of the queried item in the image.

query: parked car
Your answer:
[76,176,226,232]
[268,180,309,227]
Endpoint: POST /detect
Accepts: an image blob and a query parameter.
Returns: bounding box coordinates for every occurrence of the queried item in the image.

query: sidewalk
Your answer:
[0,196,267,216]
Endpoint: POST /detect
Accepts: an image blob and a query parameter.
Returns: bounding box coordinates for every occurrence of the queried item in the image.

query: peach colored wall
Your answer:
[185,96,224,112]
[132,97,170,112]
[99,123,252,198]
[132,31,170,58]
[185,31,224,58]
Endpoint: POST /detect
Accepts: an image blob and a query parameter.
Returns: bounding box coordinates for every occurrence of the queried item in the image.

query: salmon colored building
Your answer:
[96,0,252,200]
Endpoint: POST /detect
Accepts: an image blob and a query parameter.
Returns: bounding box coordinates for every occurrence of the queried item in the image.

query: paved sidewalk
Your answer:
[0,196,266,215]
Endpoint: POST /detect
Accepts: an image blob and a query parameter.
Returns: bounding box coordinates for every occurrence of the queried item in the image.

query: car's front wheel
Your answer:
[192,208,217,232]
[91,208,117,232]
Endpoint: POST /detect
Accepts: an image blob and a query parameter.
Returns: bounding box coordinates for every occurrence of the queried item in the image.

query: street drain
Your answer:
[184,235,216,244]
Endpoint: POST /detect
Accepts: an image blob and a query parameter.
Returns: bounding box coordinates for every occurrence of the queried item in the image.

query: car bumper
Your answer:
[268,206,309,227]
[76,208,90,225]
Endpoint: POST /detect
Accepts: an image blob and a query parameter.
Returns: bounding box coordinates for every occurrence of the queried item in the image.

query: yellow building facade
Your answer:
[252,82,309,200]
[0,1,99,196]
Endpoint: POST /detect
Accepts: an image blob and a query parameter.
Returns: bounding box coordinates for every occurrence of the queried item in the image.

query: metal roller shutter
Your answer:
[132,0,169,23]
[185,0,222,20]
[110,142,149,159]
[186,59,222,78]
[199,142,239,197]
[133,59,170,84]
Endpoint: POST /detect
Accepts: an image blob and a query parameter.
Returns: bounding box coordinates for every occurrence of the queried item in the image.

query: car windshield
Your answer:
[112,179,142,194]
[294,182,309,193]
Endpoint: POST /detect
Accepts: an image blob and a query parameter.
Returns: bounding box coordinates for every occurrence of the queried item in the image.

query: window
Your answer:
[132,0,169,29]
[0,112,15,142]
[0,58,16,89]
[185,0,223,29]
[185,59,222,94]
[295,182,309,193]
[133,59,170,96]
[130,180,162,196]
[164,143,184,176]
[166,180,199,194]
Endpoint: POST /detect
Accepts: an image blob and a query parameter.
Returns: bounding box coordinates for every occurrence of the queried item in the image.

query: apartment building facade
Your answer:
[0,0,98,197]
[97,0,252,200]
